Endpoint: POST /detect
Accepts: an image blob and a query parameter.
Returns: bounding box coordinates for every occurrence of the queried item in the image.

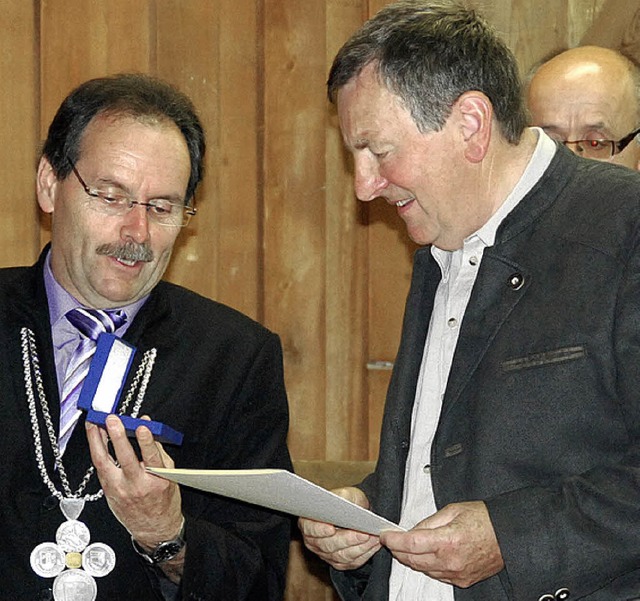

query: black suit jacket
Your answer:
[333,146,640,601]
[0,249,292,600]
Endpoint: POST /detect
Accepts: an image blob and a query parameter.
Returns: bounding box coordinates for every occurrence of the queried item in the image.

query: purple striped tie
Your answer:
[59,307,127,454]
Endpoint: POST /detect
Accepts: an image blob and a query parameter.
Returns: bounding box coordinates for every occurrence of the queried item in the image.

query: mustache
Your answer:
[96,241,154,263]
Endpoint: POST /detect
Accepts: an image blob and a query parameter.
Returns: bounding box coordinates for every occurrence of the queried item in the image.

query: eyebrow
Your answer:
[540,123,614,138]
[91,175,184,202]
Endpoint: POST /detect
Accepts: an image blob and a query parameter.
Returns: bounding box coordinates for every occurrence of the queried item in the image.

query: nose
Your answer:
[354,156,388,201]
[120,204,150,244]
[563,141,583,156]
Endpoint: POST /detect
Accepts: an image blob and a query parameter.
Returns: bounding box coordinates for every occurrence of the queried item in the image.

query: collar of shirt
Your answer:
[44,251,147,344]
[43,251,149,391]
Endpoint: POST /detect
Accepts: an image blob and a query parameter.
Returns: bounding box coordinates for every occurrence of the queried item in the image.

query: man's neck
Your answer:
[436,128,540,252]
[481,128,539,219]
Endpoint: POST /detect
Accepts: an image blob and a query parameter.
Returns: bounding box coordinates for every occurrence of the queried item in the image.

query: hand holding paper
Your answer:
[298,486,383,571]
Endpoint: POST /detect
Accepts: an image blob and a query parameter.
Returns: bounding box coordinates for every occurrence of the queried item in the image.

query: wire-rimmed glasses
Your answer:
[67,160,196,227]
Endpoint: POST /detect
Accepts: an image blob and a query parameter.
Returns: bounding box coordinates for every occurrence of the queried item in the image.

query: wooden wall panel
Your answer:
[262,0,330,459]
[211,0,261,319]
[39,0,152,138]
[478,0,567,73]
[0,1,39,266]
[568,0,607,48]
[325,0,370,462]
[156,1,261,319]
[38,0,152,249]
[580,0,640,62]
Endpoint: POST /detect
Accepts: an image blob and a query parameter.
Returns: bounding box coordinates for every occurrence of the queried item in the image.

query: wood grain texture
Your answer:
[325,0,370,462]
[262,0,329,459]
[0,1,624,598]
[156,1,262,318]
[38,0,152,249]
[0,1,39,266]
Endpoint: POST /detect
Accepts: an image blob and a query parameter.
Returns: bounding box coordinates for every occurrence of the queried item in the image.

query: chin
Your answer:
[406,229,432,246]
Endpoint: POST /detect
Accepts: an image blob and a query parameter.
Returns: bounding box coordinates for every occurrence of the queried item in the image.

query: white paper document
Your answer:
[148,467,404,535]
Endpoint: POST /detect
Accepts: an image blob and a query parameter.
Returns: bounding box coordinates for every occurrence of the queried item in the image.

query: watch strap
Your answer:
[131,518,186,565]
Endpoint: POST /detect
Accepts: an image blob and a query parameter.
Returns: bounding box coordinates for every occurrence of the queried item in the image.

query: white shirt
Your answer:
[388,129,556,600]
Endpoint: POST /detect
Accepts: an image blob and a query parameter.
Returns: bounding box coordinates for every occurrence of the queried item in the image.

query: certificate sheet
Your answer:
[148,467,404,535]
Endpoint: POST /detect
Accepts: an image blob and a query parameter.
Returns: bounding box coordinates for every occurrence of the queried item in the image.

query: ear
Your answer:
[36,156,60,214]
[454,91,493,163]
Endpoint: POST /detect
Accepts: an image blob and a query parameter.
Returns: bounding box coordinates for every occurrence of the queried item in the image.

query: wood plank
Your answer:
[214,0,261,318]
[568,0,607,48]
[286,537,338,601]
[155,0,261,318]
[39,0,151,141]
[263,0,329,460]
[0,1,39,266]
[325,0,370,461]
[156,0,261,317]
[39,0,152,248]
[479,0,567,74]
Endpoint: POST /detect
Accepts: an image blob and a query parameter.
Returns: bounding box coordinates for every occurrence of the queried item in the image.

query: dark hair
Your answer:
[41,73,206,203]
[328,0,527,144]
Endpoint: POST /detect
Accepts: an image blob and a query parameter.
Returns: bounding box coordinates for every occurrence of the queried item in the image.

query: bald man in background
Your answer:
[527,45,640,170]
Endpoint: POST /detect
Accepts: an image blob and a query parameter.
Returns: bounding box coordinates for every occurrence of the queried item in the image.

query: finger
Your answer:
[104,414,144,476]
[381,528,440,554]
[86,421,115,471]
[305,527,377,556]
[135,425,166,468]
[313,537,381,570]
[298,517,337,538]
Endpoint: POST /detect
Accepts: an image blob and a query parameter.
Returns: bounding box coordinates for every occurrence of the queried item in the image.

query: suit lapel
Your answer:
[440,251,531,419]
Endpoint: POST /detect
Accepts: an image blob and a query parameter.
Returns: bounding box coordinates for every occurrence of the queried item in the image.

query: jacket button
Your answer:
[508,273,524,290]
[538,595,554,601]
[555,588,570,600]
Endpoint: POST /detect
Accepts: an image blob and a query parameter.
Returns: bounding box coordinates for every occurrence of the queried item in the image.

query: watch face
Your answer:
[152,541,183,563]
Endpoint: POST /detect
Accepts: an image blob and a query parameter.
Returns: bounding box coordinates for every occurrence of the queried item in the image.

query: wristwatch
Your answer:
[131,519,186,565]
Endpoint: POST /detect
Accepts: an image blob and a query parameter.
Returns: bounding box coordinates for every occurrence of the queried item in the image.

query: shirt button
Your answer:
[469,256,478,265]
[422,464,431,474]
[447,317,457,328]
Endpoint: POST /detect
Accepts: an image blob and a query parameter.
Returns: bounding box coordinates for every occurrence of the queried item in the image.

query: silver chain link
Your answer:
[20,327,156,502]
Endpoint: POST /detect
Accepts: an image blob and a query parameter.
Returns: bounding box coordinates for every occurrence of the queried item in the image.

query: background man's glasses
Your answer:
[67,160,196,227]
[562,127,640,160]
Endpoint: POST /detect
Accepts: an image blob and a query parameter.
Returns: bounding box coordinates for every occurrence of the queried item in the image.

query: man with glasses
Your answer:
[527,45,640,170]
[1,74,292,600]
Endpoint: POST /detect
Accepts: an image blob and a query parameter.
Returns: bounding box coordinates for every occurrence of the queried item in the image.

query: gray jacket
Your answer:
[334,145,640,601]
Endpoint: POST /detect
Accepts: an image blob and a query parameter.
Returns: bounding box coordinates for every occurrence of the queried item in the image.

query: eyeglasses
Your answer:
[67,160,196,227]
[562,127,640,160]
